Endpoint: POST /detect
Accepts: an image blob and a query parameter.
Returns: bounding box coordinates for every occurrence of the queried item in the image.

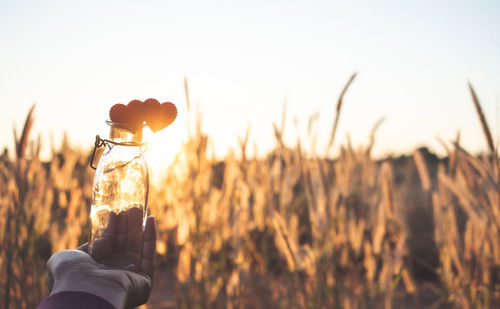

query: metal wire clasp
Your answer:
[89,135,147,170]
[90,135,106,170]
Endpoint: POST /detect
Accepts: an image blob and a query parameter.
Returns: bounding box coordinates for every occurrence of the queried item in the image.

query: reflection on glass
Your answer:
[89,121,149,254]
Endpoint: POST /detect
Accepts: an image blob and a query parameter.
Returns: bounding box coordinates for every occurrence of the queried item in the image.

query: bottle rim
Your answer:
[106,119,147,129]
[106,119,147,146]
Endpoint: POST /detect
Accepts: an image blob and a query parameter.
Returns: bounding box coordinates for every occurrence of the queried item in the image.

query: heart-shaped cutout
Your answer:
[147,102,177,132]
[126,99,146,124]
[143,98,161,125]
[109,103,129,123]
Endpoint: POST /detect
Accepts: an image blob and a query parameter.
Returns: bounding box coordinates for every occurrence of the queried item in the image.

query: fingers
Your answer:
[91,212,118,261]
[140,216,156,278]
[87,208,148,268]
[103,211,119,238]
[116,210,129,252]
[126,207,144,262]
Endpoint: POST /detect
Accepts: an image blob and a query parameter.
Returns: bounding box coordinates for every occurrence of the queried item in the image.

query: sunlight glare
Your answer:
[143,121,185,183]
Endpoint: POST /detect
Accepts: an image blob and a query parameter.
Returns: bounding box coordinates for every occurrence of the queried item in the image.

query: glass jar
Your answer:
[89,121,149,252]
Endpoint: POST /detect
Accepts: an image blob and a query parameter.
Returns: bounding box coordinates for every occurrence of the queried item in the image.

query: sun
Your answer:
[143,122,185,183]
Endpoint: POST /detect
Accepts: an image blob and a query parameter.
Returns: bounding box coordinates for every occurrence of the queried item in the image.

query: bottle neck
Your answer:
[108,125,144,144]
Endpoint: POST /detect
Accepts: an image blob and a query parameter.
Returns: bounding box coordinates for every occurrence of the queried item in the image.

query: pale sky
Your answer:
[1,0,499,170]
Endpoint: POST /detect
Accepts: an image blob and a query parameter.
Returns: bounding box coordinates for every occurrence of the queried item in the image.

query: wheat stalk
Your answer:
[325,72,357,157]
[15,104,35,161]
[367,116,386,156]
[468,82,498,178]
[413,149,431,191]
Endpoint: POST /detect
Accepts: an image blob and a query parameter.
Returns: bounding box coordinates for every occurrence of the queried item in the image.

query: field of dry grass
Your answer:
[1,79,499,308]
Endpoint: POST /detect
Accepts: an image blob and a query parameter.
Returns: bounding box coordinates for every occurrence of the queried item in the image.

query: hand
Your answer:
[47,209,156,309]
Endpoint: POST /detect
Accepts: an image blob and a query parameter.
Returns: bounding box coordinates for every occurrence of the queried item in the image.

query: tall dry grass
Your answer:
[0,106,92,308]
[147,77,414,308]
[428,84,500,308]
[0,79,498,308]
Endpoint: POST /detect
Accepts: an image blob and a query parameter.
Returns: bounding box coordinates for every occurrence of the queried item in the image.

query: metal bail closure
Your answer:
[89,135,146,170]
[90,135,106,170]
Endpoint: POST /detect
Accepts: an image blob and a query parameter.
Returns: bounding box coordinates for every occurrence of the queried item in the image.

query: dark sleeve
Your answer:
[37,291,116,309]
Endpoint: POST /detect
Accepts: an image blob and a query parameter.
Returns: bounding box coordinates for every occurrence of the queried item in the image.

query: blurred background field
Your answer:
[1,1,500,308]
[1,79,499,308]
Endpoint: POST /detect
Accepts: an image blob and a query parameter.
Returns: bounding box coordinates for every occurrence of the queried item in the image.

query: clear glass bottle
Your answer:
[89,121,149,252]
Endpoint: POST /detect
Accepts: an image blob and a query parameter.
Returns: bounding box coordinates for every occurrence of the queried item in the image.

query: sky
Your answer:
[1,0,499,170]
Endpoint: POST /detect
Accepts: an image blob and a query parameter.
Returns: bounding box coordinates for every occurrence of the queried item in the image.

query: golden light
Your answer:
[143,120,185,183]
